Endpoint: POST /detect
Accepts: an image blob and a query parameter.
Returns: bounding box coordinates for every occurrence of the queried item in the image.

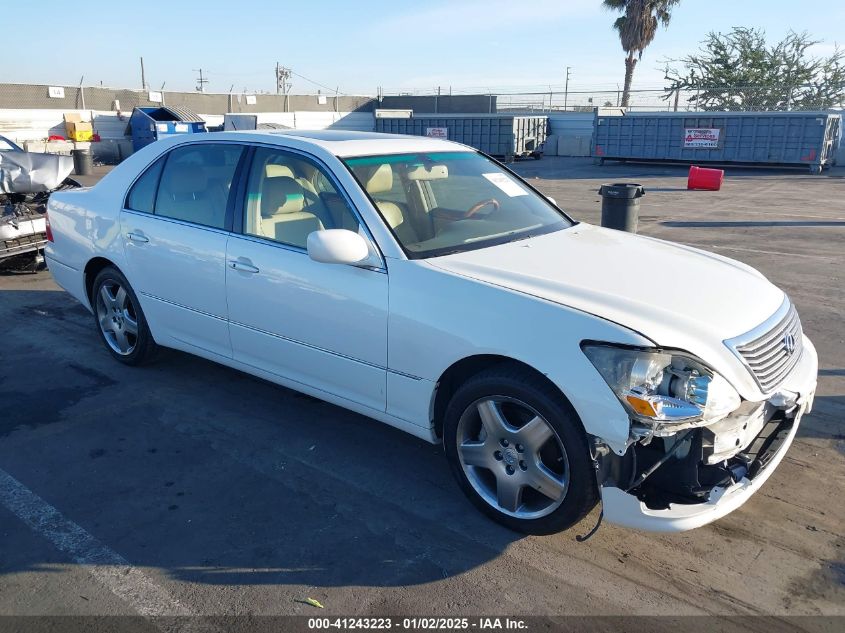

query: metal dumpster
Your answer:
[223,113,292,131]
[129,106,207,152]
[376,114,547,161]
[593,111,841,173]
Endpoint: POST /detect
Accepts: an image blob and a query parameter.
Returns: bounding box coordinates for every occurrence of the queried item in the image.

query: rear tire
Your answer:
[91,266,157,366]
[443,364,598,535]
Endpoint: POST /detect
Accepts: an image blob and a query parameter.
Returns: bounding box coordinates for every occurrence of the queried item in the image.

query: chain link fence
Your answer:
[386,85,845,113]
[2,81,842,117]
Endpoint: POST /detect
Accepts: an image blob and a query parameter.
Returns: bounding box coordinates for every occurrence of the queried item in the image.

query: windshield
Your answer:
[344,152,571,258]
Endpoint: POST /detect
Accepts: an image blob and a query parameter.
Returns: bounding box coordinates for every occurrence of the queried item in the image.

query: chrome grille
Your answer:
[726,300,803,393]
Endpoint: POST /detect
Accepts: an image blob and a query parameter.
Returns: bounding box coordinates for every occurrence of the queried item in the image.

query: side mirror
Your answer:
[307,229,370,265]
[546,195,557,207]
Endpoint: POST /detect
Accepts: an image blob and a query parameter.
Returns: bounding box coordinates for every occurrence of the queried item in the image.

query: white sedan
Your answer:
[45,131,817,535]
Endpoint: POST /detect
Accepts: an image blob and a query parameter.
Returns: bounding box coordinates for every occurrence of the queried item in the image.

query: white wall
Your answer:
[0,108,375,146]
[0,109,129,142]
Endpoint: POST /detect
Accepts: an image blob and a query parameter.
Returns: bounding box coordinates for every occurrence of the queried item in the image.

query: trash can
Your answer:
[687,165,724,191]
[72,148,93,176]
[598,183,645,233]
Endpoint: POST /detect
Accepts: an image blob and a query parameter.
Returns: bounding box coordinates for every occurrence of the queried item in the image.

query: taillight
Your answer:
[45,211,54,242]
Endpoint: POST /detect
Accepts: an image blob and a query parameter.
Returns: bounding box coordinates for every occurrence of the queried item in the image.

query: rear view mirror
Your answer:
[307,229,369,265]
[406,164,448,181]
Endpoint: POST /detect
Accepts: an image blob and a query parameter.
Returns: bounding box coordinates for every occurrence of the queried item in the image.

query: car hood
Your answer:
[428,223,785,398]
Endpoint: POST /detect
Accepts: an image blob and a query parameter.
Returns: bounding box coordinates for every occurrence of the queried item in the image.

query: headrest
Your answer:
[266,164,294,178]
[377,201,404,229]
[167,165,208,195]
[261,176,305,217]
[364,164,393,194]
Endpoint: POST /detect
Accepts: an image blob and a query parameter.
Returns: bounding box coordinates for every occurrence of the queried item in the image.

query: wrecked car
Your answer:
[44,131,817,534]
[1,135,77,265]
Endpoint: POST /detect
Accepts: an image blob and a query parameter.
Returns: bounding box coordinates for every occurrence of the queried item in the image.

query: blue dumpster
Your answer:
[593,111,841,173]
[129,106,206,152]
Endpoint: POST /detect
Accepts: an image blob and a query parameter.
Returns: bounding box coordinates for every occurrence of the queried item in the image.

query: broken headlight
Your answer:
[582,344,741,428]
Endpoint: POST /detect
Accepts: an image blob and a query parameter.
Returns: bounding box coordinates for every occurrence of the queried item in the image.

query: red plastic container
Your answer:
[687,165,724,191]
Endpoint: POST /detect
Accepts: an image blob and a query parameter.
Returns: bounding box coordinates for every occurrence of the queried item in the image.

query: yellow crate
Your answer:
[67,128,94,142]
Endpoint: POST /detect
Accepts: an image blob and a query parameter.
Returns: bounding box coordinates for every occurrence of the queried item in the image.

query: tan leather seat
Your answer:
[259,176,323,247]
[363,164,418,244]
[265,164,294,179]
[266,163,318,194]
[156,164,226,228]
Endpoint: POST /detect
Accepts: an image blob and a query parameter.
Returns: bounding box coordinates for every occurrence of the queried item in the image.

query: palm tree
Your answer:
[603,0,680,107]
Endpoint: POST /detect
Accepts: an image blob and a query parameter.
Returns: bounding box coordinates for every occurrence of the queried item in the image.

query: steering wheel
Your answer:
[464,198,500,219]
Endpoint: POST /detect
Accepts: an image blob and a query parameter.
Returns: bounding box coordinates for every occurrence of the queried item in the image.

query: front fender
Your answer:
[387,258,649,453]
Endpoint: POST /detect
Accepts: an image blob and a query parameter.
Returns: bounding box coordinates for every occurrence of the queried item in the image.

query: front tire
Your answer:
[443,365,598,535]
[92,266,157,365]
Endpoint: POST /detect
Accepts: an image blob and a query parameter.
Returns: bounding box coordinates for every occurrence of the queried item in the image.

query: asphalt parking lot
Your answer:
[1,158,843,625]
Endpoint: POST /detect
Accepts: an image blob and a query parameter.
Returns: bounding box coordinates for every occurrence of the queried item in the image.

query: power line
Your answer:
[289,70,347,95]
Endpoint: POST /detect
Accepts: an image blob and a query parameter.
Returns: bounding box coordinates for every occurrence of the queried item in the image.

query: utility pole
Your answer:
[275,63,292,111]
[140,57,147,90]
[193,68,208,93]
[275,63,291,96]
[564,66,571,111]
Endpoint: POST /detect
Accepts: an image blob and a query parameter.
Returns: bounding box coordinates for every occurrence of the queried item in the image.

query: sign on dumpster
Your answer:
[425,127,448,138]
[684,128,720,148]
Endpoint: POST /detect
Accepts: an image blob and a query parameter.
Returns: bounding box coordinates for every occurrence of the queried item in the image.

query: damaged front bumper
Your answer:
[598,336,817,532]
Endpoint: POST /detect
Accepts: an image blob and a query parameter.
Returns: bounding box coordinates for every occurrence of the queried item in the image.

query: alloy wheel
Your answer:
[456,396,570,519]
[95,280,139,356]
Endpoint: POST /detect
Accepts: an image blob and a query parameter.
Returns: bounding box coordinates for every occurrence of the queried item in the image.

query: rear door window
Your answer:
[154,144,244,230]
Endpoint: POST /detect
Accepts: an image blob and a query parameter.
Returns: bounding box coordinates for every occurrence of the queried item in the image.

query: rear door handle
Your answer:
[126,231,149,243]
[229,259,259,274]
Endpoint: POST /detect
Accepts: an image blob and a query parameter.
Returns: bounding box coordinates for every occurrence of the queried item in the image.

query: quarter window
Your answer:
[154,144,243,230]
[125,156,165,213]
[243,148,359,249]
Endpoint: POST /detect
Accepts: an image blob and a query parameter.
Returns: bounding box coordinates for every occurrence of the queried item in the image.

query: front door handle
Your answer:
[126,231,149,243]
[229,259,259,274]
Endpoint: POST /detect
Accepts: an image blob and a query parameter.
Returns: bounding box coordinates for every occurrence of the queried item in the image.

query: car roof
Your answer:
[203,129,471,158]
